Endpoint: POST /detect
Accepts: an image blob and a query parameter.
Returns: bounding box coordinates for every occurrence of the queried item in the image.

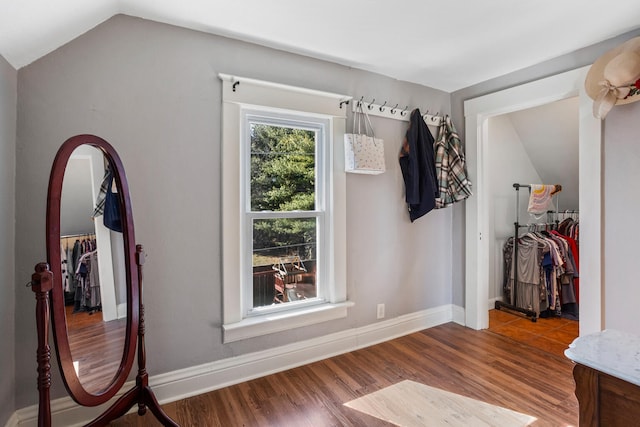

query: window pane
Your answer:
[250,124,316,212]
[252,218,317,308]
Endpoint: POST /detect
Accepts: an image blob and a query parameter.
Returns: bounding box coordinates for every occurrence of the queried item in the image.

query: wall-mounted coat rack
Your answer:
[351,99,442,126]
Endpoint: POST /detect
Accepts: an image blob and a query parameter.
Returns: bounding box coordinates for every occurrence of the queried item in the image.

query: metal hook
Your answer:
[232,81,240,92]
[367,98,375,110]
[400,106,408,116]
[357,96,364,108]
[378,101,387,112]
[390,104,399,114]
[339,99,350,109]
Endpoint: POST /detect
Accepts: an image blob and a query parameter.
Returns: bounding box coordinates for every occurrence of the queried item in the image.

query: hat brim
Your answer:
[585,37,640,106]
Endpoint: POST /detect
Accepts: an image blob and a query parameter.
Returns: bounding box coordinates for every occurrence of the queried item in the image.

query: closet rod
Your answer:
[513,183,531,189]
[60,232,95,239]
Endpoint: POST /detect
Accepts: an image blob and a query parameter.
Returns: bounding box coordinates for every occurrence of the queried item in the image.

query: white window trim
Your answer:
[219,74,352,343]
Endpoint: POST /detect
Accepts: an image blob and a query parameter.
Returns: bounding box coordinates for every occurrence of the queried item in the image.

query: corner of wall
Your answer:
[0,52,17,427]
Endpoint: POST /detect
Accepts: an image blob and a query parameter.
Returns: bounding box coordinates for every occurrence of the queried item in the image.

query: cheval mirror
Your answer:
[30,135,179,426]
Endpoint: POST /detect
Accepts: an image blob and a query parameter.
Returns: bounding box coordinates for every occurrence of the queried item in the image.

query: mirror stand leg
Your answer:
[132,303,178,425]
[134,245,179,426]
[140,385,180,426]
[32,263,53,427]
[136,301,148,416]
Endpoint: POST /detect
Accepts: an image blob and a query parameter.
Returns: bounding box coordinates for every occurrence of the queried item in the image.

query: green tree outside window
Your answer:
[250,124,317,266]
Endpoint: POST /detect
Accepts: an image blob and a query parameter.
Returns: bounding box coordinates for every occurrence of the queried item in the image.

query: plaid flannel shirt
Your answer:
[91,166,112,218]
[434,116,472,208]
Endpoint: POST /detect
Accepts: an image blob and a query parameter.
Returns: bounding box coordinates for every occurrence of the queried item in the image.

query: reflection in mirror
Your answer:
[60,145,127,394]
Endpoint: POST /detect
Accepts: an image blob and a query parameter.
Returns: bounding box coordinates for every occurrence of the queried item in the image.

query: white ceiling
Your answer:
[2,0,640,92]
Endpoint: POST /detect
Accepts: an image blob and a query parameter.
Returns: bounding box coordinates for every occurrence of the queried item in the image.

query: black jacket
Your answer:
[399,109,439,222]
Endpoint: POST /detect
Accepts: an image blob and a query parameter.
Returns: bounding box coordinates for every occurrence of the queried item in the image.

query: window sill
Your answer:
[222,301,354,343]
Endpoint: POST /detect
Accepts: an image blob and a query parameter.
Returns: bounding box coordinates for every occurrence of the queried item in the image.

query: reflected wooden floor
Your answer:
[65,304,103,331]
[65,305,127,394]
[111,322,578,426]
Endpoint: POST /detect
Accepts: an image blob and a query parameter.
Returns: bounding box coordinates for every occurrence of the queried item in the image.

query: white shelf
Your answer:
[352,101,442,126]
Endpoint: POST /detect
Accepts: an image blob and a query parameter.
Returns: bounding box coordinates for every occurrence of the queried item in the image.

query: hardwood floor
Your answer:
[489,308,579,358]
[111,321,578,426]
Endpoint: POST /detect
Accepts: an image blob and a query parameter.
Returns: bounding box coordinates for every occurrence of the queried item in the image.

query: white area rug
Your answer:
[344,380,536,427]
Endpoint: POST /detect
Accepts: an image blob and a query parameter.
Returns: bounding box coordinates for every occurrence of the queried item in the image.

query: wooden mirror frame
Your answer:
[31,134,178,426]
[47,135,138,405]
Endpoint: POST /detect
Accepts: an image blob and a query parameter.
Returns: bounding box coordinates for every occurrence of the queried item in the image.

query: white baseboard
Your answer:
[11,304,456,427]
[117,302,127,320]
[452,304,465,325]
[4,412,18,427]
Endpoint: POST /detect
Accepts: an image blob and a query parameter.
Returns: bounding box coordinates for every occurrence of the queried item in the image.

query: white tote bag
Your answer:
[344,103,385,174]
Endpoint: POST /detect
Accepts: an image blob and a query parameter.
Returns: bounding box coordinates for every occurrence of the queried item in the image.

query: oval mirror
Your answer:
[46,135,138,405]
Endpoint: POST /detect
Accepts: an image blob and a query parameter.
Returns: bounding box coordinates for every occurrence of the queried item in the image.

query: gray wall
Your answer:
[452,28,640,330]
[60,157,96,236]
[0,54,17,426]
[487,115,544,301]
[14,15,453,408]
[602,100,640,334]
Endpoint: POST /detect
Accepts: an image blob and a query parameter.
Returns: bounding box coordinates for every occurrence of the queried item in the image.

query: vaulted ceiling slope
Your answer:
[2,0,640,92]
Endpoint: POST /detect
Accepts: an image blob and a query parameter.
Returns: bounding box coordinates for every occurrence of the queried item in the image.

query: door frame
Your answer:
[463,66,603,336]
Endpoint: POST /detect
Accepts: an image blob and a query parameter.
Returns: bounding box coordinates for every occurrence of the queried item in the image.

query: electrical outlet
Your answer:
[377,303,385,319]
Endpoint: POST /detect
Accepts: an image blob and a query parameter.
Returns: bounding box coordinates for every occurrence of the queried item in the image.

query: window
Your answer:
[243,112,326,312]
[219,75,351,342]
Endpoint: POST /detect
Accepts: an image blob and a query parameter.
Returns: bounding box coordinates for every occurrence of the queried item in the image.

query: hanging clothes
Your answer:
[504,234,546,315]
[433,115,472,208]
[75,250,101,313]
[399,108,439,222]
[527,184,562,214]
[558,217,579,241]
[66,243,75,298]
[555,217,580,303]
[61,243,69,293]
[88,251,101,309]
[503,228,579,318]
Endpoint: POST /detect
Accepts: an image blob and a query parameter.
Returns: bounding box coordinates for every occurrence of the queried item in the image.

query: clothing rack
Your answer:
[495,183,552,322]
[350,97,443,125]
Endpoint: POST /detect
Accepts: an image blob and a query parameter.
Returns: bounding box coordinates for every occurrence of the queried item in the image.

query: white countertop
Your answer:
[565,329,640,387]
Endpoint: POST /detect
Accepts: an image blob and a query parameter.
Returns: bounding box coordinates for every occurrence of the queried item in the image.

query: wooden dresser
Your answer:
[565,330,640,427]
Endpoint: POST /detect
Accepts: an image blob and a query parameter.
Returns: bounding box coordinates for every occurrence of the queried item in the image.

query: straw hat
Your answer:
[585,36,640,119]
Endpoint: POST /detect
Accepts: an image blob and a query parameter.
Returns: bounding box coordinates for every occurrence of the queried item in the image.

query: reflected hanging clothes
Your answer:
[61,243,69,293]
[92,166,111,218]
[434,115,472,208]
[92,164,123,232]
[103,176,123,232]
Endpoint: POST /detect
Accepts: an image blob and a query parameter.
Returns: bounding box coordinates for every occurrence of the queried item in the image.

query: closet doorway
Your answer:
[463,66,603,337]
